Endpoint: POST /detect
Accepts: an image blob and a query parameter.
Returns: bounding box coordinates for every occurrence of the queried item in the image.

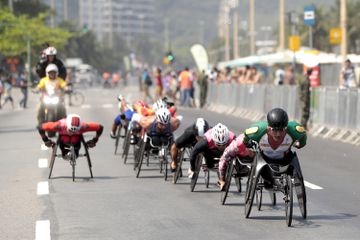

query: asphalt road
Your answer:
[1,85,360,240]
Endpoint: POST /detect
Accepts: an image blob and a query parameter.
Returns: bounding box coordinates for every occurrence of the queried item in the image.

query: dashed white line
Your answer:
[41,144,48,151]
[35,220,51,240]
[304,180,323,190]
[102,104,114,108]
[38,158,48,168]
[81,104,91,109]
[37,181,49,195]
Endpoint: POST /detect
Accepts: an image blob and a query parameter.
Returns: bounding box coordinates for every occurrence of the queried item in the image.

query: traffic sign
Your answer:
[329,28,342,45]
[304,5,315,26]
[289,35,300,52]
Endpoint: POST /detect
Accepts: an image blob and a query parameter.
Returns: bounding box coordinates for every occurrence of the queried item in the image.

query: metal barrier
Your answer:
[206,82,360,132]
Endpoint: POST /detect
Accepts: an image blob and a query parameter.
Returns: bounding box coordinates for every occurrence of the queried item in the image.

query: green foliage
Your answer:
[0,8,71,57]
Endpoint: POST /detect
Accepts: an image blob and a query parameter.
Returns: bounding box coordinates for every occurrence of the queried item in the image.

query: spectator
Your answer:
[155,67,163,99]
[299,68,312,129]
[274,67,285,85]
[284,66,295,85]
[142,68,153,102]
[340,59,357,88]
[2,75,14,109]
[179,67,192,106]
[19,72,28,108]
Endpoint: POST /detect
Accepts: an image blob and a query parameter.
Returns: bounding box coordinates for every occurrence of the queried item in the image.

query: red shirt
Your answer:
[41,119,102,145]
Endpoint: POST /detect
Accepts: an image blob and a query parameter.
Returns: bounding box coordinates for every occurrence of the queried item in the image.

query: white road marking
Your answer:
[102,104,114,108]
[38,158,48,168]
[35,220,51,240]
[304,180,323,190]
[81,104,91,109]
[37,181,49,195]
[41,144,48,151]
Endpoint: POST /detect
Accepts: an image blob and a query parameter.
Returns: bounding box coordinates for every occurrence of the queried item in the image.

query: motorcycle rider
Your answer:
[38,114,103,159]
[36,46,67,80]
[36,64,67,123]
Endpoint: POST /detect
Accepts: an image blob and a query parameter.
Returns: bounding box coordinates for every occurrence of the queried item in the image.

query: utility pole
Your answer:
[64,0,69,21]
[232,0,239,59]
[50,0,55,28]
[278,0,285,51]
[8,0,13,12]
[340,0,347,63]
[164,18,170,50]
[249,0,255,55]
[224,5,231,61]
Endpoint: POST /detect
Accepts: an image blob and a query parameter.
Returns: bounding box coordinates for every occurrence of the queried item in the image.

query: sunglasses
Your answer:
[270,127,286,132]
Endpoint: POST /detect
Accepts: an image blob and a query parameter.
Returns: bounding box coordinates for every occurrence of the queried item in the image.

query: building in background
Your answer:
[78,0,155,45]
[42,0,79,27]
[41,0,155,46]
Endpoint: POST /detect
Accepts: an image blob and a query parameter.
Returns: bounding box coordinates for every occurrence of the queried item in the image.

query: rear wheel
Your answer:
[71,91,85,106]
[221,161,234,205]
[190,155,202,192]
[114,127,121,155]
[122,132,131,164]
[135,140,146,178]
[173,149,185,184]
[294,171,307,219]
[285,175,294,227]
[245,166,259,218]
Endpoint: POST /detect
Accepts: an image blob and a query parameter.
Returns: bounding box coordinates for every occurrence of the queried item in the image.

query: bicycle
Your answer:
[48,136,93,182]
[65,86,85,107]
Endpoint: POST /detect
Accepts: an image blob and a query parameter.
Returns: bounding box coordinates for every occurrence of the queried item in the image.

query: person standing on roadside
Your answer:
[142,68,153,102]
[340,59,357,88]
[299,68,312,129]
[19,72,28,108]
[179,67,192,107]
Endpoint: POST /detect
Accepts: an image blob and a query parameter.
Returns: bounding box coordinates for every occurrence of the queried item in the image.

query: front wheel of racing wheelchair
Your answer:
[48,136,93,182]
[190,155,220,192]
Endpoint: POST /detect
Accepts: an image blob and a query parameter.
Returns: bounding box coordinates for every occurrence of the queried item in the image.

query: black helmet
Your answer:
[195,118,209,137]
[267,108,288,130]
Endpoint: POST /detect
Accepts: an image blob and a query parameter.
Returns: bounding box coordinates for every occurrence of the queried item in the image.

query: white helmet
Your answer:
[155,108,170,124]
[66,114,82,133]
[117,94,124,101]
[211,123,229,145]
[152,99,167,111]
[45,46,57,56]
[195,118,209,137]
[46,64,59,76]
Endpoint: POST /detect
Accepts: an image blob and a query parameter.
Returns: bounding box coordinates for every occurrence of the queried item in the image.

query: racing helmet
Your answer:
[117,94,125,101]
[45,46,57,56]
[211,123,229,145]
[66,114,82,133]
[267,108,288,130]
[152,99,167,111]
[155,108,170,125]
[46,64,59,77]
[195,118,209,137]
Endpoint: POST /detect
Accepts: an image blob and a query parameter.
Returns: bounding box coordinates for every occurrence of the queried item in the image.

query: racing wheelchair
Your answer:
[48,136,93,182]
[244,142,307,227]
[220,156,252,205]
[134,132,173,181]
[114,122,127,155]
[190,155,220,192]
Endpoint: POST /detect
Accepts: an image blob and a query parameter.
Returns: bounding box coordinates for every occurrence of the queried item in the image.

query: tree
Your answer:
[0,8,71,57]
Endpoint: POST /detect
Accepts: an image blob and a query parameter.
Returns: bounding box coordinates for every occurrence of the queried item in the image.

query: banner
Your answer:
[190,44,208,72]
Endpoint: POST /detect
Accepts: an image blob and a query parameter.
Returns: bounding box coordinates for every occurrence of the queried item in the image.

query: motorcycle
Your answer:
[39,85,66,137]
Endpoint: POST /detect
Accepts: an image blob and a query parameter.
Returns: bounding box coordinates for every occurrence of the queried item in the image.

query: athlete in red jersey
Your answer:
[38,114,103,158]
